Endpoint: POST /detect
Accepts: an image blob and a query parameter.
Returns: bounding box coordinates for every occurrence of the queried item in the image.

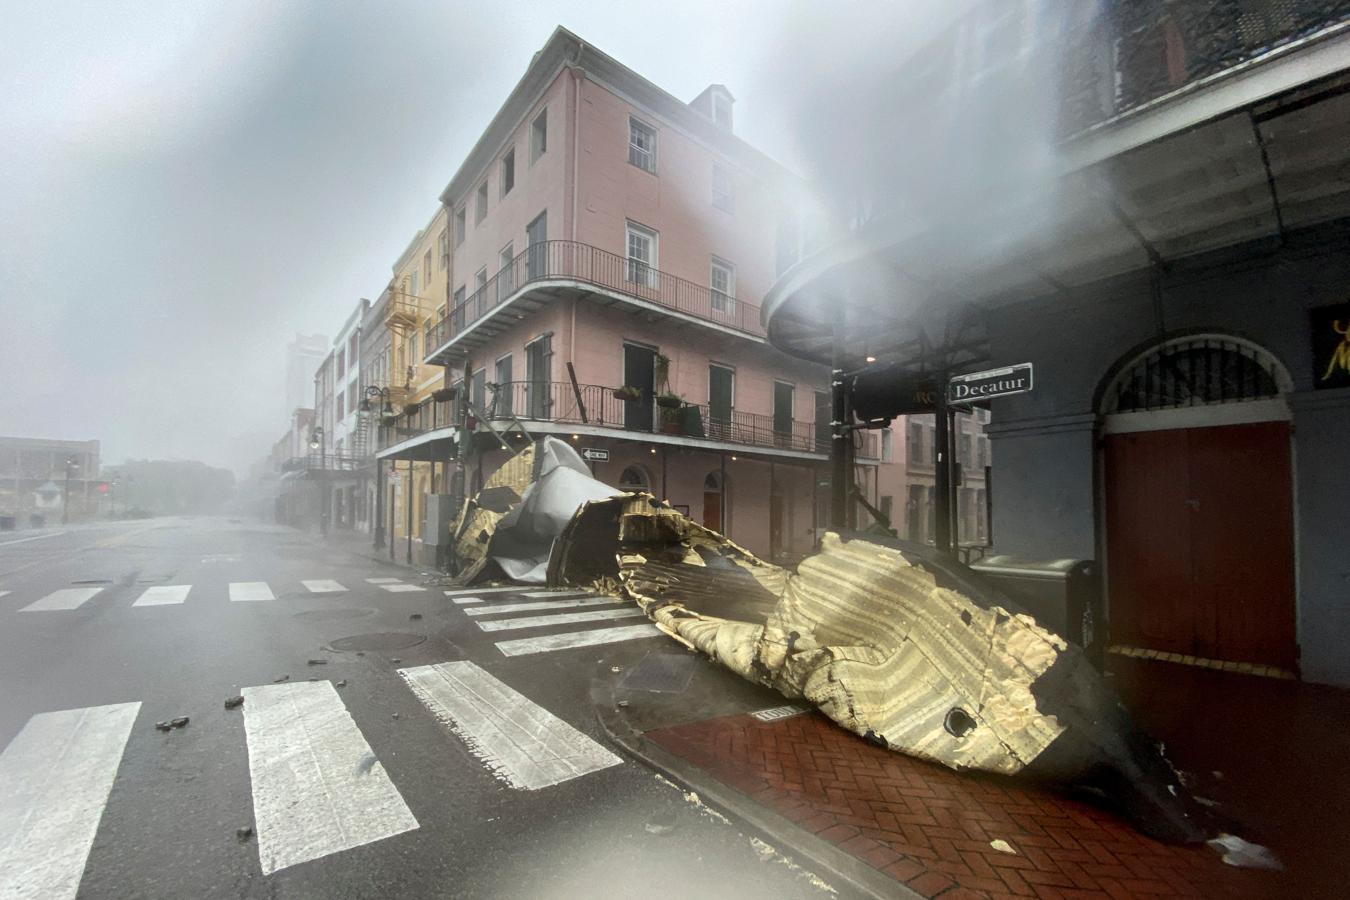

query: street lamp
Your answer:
[309,426,324,452]
[360,384,394,416]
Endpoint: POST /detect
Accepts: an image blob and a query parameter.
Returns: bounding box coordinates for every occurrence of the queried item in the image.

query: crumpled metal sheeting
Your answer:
[447,444,536,584]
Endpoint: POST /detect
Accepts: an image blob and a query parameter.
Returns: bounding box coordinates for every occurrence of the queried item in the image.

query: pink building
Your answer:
[380,28,900,563]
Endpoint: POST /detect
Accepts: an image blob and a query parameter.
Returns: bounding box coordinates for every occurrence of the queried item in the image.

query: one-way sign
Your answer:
[948,363,1034,404]
[580,448,609,462]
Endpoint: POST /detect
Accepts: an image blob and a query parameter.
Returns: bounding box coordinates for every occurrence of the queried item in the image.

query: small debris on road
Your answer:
[236,826,253,842]
[409,613,423,620]
[356,651,365,656]
[336,679,348,688]
[617,700,630,708]
[644,810,677,836]
[390,658,402,664]
[990,839,1017,854]
[391,713,400,720]
[170,716,189,729]
[307,677,318,681]
[307,658,328,666]
[610,666,622,673]
[224,696,244,710]
[273,675,290,683]
[154,721,172,732]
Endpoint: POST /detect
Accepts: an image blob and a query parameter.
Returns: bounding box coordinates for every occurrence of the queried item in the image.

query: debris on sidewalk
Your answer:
[236,826,253,842]
[154,721,172,732]
[409,613,423,620]
[307,658,327,666]
[1209,833,1283,870]
[336,679,347,688]
[272,674,289,683]
[223,695,244,710]
[170,716,189,728]
[989,838,1017,854]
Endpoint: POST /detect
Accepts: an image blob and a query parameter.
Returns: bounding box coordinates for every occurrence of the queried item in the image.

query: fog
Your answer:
[1,0,1045,476]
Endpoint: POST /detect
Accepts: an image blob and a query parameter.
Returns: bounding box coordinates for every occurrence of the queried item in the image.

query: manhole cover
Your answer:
[621,652,698,693]
[328,632,426,652]
[295,608,378,622]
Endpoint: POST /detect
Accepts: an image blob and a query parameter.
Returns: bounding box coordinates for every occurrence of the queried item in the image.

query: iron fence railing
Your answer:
[1058,0,1350,135]
[285,452,368,472]
[425,241,765,359]
[374,380,883,458]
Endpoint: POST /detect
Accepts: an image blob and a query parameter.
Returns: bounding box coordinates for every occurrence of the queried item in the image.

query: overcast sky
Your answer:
[0,0,958,475]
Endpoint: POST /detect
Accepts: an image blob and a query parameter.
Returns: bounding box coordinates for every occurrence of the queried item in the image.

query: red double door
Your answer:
[1104,421,1297,670]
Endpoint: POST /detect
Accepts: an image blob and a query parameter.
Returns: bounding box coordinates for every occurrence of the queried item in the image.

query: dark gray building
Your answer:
[763,3,1350,685]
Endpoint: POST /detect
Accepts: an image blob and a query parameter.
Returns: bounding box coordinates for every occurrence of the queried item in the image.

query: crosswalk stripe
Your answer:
[520,590,593,598]
[366,578,402,584]
[301,580,346,593]
[0,591,9,599]
[398,661,620,790]
[132,585,191,606]
[19,587,103,612]
[464,596,621,616]
[0,702,141,900]
[379,584,425,593]
[495,623,663,657]
[443,586,522,596]
[452,596,483,605]
[241,681,418,875]
[229,582,274,602]
[476,608,646,632]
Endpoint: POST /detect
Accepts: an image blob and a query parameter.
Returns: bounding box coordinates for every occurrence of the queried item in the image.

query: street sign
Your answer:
[580,448,609,462]
[948,363,1034,404]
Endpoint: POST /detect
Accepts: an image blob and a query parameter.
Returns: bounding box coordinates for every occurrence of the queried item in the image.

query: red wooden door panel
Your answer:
[1187,422,1296,668]
[1105,422,1296,669]
[1105,429,1193,654]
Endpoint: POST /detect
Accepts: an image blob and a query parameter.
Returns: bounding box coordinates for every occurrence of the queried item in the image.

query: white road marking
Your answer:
[0,531,67,547]
[398,661,620,790]
[495,623,663,657]
[379,584,425,593]
[464,597,623,617]
[452,596,483,605]
[19,587,103,612]
[443,586,522,596]
[229,582,274,602]
[520,590,593,598]
[302,580,346,593]
[0,591,9,599]
[365,578,402,584]
[0,702,141,900]
[201,554,240,563]
[132,585,191,606]
[241,681,418,875]
[476,608,646,632]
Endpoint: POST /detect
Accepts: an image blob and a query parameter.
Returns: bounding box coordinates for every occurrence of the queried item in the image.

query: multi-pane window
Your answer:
[712,163,733,213]
[475,181,488,224]
[909,421,924,462]
[475,268,487,294]
[500,147,515,197]
[410,271,419,298]
[625,222,658,287]
[710,258,734,313]
[628,117,657,173]
[881,427,893,461]
[423,250,432,287]
[498,243,515,299]
[453,286,465,307]
[348,333,358,364]
[336,349,345,378]
[454,207,466,245]
[438,228,448,268]
[335,392,344,420]
[530,109,547,163]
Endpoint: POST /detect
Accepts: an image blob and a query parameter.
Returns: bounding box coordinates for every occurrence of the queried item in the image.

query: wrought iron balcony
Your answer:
[425,240,765,362]
[377,379,879,459]
[1058,0,1350,135]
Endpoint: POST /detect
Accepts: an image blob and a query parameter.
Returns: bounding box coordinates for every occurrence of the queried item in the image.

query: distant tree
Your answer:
[115,459,236,515]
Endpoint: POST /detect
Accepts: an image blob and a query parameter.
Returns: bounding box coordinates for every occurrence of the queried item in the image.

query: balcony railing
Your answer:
[1058,0,1350,135]
[377,380,879,458]
[425,240,765,358]
[283,452,367,473]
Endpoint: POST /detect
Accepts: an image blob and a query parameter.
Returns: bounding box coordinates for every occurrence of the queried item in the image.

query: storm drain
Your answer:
[620,652,698,694]
[328,632,426,653]
[295,608,377,622]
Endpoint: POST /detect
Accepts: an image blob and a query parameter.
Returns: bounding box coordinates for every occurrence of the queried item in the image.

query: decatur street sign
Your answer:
[948,363,1034,404]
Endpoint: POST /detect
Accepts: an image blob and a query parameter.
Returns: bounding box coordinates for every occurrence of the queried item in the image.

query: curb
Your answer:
[593,686,923,900]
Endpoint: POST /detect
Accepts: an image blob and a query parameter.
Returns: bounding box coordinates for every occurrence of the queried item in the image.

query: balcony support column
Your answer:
[373,459,385,550]
[406,460,414,565]
[933,380,953,557]
[829,330,854,531]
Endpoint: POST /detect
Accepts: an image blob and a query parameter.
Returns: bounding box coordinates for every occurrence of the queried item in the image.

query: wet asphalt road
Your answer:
[0,516,845,900]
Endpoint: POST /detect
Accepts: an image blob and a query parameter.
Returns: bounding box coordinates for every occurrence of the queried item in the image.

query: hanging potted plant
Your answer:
[613,385,642,401]
[655,390,683,410]
[381,414,399,428]
[431,386,455,403]
[403,402,420,417]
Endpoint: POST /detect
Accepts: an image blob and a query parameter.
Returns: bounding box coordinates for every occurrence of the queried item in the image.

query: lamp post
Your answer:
[361,386,394,549]
[61,457,80,525]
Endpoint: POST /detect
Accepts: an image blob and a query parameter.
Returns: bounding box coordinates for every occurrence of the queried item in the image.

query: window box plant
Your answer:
[613,385,642,401]
[431,387,455,403]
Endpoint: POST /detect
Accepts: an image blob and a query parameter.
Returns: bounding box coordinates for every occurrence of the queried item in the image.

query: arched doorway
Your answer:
[619,465,651,493]
[1098,335,1296,670]
[702,471,725,532]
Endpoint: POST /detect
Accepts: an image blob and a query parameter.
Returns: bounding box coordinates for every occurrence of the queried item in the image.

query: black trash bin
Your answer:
[969,556,1103,666]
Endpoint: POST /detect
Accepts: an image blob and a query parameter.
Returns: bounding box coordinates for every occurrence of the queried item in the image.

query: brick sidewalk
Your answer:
[648,710,1283,899]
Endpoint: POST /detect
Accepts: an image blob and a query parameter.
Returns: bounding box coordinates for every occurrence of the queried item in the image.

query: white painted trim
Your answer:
[1102,397,1291,434]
